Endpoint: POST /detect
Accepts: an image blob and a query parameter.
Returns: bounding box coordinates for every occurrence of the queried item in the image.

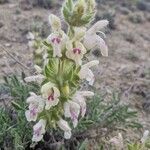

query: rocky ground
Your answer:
[0,0,150,141]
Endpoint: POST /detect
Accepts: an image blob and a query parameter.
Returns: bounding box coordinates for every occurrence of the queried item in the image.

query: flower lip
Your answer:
[41,82,60,110]
[34,126,42,136]
[87,20,109,35]
[32,119,46,142]
[30,107,38,117]
[70,108,78,121]
[73,48,81,54]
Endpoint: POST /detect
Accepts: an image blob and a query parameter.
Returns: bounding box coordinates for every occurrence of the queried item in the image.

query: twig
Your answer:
[0,44,30,71]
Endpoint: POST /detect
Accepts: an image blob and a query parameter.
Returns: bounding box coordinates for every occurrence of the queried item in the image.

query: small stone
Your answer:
[26,32,35,40]
[4,43,12,47]
[28,40,34,48]
[12,37,17,42]
[125,52,139,62]
[8,4,18,8]
[137,0,150,12]
[123,33,135,43]
[0,22,4,28]
[19,0,32,10]
[145,13,150,21]
[0,0,8,4]
[143,93,150,112]
[15,8,21,14]
[118,6,131,15]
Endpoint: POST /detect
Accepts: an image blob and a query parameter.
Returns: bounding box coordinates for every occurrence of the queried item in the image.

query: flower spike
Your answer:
[25,0,109,142]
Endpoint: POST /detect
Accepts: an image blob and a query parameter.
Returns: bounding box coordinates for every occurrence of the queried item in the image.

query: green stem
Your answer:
[68,26,74,39]
[45,110,51,127]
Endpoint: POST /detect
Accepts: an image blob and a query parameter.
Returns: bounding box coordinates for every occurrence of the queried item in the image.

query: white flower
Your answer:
[47,33,62,57]
[49,14,61,32]
[141,130,149,143]
[32,119,46,142]
[41,82,60,110]
[25,92,45,122]
[109,133,124,150]
[64,101,80,127]
[83,20,109,56]
[57,118,72,139]
[72,91,94,117]
[66,41,86,65]
[47,32,68,58]
[79,60,99,85]
[24,74,45,84]
[25,107,38,122]
[47,14,69,58]
[26,32,35,40]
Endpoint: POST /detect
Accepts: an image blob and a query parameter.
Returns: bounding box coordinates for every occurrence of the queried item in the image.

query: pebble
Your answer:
[19,0,32,10]
[0,0,8,4]
[143,94,150,112]
[28,41,34,48]
[26,32,35,40]
[137,0,150,12]
[4,43,12,47]
[0,22,4,28]
[117,6,131,15]
[123,33,135,43]
[8,4,18,8]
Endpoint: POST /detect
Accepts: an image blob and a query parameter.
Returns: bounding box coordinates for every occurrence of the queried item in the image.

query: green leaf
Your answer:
[78,139,88,150]
[81,13,94,24]
[63,6,71,20]
[43,40,50,47]
[66,0,73,11]
[11,101,24,110]
[145,140,150,148]
[44,58,59,80]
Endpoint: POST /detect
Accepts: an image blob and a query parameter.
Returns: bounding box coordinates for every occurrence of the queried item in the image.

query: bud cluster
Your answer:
[24,0,109,142]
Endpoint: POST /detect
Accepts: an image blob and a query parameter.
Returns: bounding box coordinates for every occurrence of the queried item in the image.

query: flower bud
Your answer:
[63,0,95,27]
[87,0,96,12]
[74,0,86,15]
[49,14,61,32]
[61,83,70,97]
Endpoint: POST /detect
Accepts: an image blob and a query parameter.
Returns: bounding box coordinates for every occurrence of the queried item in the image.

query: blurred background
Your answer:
[0,0,150,148]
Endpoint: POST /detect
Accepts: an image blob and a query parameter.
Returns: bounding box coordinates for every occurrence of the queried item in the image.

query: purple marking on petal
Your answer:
[48,93,54,101]
[51,38,55,43]
[30,107,37,117]
[73,48,81,54]
[56,38,61,44]
[34,126,42,136]
[51,37,61,44]
[70,110,78,121]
